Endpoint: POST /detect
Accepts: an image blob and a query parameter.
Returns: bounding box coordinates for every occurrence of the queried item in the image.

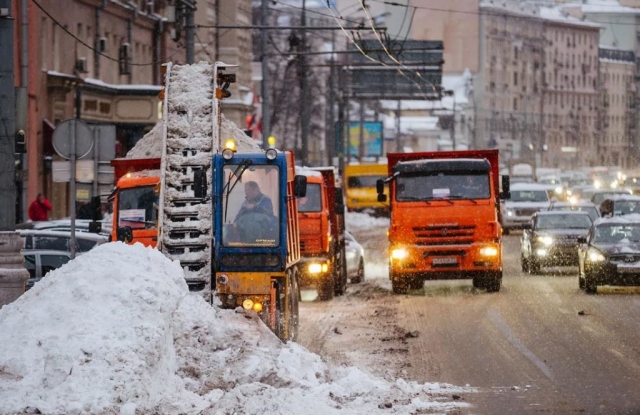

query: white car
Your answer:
[22,250,72,291]
[501,183,552,234]
[345,231,365,283]
[19,230,108,254]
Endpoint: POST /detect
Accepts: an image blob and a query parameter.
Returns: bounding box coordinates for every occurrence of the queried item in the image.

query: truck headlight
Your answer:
[391,248,409,260]
[587,248,605,262]
[537,236,554,246]
[480,246,498,257]
[308,263,328,274]
[505,209,514,216]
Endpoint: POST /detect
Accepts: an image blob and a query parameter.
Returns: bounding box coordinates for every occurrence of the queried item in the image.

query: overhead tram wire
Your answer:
[322,1,436,100]
[368,0,640,26]
[357,0,438,95]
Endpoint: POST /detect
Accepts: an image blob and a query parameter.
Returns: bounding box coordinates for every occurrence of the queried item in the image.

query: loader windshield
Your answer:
[221,164,280,247]
[396,173,490,201]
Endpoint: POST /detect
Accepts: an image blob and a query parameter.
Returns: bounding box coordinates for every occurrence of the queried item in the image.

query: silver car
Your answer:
[345,231,365,283]
[22,250,72,290]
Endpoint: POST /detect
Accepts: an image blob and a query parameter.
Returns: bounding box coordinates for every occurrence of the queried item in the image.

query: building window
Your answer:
[514,72,518,86]
[514,98,518,111]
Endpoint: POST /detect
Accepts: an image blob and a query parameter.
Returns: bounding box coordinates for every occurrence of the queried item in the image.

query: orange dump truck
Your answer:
[297,167,347,300]
[109,158,161,247]
[378,150,510,294]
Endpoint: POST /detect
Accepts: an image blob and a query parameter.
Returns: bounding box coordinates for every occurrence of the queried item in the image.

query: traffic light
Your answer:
[268,135,276,148]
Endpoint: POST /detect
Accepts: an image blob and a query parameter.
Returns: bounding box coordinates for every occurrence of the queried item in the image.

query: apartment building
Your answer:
[540,8,600,168]
[598,48,636,168]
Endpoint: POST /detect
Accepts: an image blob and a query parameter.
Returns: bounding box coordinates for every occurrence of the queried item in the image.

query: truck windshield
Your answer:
[221,164,280,247]
[298,183,322,212]
[118,186,158,229]
[396,173,490,201]
[348,175,384,188]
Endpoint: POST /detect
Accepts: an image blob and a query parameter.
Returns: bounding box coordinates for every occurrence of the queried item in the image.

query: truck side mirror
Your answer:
[193,169,207,198]
[377,194,387,203]
[376,179,385,195]
[500,175,511,200]
[335,189,345,213]
[294,175,307,197]
[116,226,133,243]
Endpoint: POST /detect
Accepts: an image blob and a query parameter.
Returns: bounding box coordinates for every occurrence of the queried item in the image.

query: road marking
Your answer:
[487,308,554,380]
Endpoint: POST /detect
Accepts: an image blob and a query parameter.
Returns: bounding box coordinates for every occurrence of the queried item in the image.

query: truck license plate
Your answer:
[433,257,458,265]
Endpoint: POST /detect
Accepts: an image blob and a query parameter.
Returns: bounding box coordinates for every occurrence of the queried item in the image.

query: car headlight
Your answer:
[391,248,409,260]
[536,248,547,257]
[480,246,498,257]
[555,186,563,195]
[536,236,554,246]
[505,209,514,217]
[587,248,605,263]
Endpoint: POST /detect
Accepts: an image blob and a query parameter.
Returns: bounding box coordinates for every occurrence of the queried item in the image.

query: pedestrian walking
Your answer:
[28,193,52,221]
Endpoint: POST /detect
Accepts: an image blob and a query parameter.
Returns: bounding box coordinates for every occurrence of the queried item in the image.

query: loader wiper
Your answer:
[222,159,252,223]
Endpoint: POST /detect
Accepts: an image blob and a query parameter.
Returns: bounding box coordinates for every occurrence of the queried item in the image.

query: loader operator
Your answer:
[233,181,277,244]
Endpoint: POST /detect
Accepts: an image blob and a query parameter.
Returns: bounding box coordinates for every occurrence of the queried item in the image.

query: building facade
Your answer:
[540,10,600,168]
[598,48,636,168]
[13,0,183,220]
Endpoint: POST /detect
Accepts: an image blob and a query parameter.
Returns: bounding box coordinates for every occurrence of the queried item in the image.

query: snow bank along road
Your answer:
[0,242,472,415]
[300,220,640,414]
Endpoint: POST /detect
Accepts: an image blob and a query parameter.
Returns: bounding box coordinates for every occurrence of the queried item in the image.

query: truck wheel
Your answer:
[351,259,365,284]
[334,258,347,296]
[472,277,483,288]
[318,273,335,301]
[288,270,300,342]
[390,272,409,294]
[503,228,510,236]
[485,272,502,293]
[409,277,423,290]
[528,259,541,275]
[585,276,597,294]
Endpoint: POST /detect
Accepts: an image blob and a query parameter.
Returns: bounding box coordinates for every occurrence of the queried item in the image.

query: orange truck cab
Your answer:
[109,158,161,247]
[378,150,510,294]
[297,167,348,300]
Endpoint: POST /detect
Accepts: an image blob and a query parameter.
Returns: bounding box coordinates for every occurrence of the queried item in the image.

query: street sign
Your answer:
[52,119,94,160]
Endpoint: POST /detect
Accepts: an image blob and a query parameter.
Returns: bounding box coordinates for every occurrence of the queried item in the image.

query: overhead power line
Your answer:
[31,0,174,66]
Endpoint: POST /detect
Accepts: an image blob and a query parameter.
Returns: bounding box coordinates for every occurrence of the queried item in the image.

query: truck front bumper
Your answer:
[389,243,502,279]
[298,256,332,288]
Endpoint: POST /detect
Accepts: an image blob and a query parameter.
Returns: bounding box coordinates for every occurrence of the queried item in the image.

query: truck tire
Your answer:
[334,255,347,296]
[390,271,409,294]
[503,228,510,236]
[409,277,423,290]
[288,270,300,342]
[485,271,502,293]
[318,273,335,301]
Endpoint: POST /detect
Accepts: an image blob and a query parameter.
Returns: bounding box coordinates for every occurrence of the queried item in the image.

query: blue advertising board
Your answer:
[347,121,383,157]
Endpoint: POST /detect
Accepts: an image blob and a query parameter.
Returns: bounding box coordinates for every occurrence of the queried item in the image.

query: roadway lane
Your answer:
[299,228,640,414]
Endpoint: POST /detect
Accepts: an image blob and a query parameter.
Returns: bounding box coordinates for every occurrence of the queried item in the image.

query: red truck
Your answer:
[297,167,348,300]
[378,150,510,293]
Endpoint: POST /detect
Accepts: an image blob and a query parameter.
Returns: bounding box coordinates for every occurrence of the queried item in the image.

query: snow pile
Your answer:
[219,114,261,153]
[126,122,163,159]
[346,211,390,231]
[0,243,472,415]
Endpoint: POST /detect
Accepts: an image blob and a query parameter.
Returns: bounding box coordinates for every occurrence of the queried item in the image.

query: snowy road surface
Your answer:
[300,222,640,414]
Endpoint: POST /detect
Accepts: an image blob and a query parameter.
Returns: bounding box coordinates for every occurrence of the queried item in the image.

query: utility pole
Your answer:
[395,101,402,152]
[450,95,456,150]
[0,0,30,307]
[299,0,309,166]
[261,0,270,149]
[358,100,365,160]
[185,0,196,64]
[337,67,346,179]
[327,29,336,165]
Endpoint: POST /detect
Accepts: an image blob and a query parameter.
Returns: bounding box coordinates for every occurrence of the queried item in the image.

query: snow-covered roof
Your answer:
[563,0,640,14]
[540,6,602,28]
[84,77,163,92]
[0,242,473,414]
[383,115,440,134]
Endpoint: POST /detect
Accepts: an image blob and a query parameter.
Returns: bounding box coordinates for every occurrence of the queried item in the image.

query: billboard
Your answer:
[347,121,383,157]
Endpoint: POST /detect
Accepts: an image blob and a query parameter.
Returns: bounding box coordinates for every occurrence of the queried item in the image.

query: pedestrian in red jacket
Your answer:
[28,193,52,221]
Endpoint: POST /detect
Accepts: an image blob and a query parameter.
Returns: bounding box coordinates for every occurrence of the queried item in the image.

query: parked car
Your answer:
[598,194,640,217]
[521,211,593,274]
[16,219,111,236]
[19,230,108,253]
[22,250,72,290]
[345,230,365,283]
[578,216,640,293]
[501,183,552,234]
[548,200,600,221]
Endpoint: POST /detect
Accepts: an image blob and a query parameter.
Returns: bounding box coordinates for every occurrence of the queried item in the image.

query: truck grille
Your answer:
[413,225,475,246]
[300,239,322,255]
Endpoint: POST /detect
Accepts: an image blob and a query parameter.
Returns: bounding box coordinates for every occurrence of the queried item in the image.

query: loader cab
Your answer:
[110,174,160,247]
